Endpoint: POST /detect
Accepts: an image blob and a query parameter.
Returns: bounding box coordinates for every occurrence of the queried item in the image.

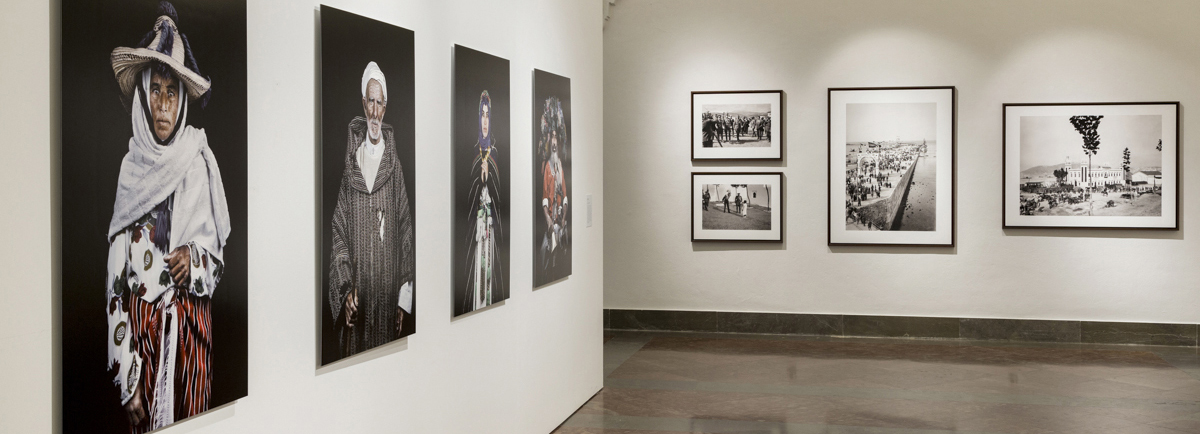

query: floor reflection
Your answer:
[558,331,1200,434]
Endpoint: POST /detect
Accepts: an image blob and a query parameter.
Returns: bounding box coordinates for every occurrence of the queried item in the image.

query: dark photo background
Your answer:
[452,45,510,317]
[60,1,247,433]
[532,69,572,288]
[318,6,416,366]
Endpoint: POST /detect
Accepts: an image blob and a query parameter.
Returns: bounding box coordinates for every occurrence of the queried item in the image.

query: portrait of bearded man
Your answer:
[327,61,416,358]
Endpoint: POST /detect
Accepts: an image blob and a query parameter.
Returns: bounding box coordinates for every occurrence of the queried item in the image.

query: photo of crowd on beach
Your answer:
[842,102,938,232]
[1017,115,1163,218]
[701,104,772,148]
[699,183,772,230]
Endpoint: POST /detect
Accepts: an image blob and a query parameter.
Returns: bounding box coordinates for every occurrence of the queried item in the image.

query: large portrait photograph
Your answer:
[1003,103,1179,230]
[828,87,956,247]
[61,1,248,432]
[692,90,783,160]
[533,69,572,288]
[692,173,783,242]
[453,45,510,317]
[319,6,416,366]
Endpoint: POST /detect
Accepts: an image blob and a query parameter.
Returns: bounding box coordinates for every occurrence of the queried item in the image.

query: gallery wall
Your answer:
[0,0,604,433]
[604,0,1200,323]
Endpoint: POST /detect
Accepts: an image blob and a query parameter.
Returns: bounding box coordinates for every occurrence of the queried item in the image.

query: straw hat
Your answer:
[110,2,210,108]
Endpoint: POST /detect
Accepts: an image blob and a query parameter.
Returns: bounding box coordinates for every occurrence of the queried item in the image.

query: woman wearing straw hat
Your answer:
[102,2,231,430]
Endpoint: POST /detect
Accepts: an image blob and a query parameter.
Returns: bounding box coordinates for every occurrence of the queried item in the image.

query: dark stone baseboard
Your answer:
[605,309,1200,347]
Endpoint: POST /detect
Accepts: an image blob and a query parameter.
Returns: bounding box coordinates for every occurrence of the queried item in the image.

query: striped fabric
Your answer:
[127,289,211,433]
[328,117,416,357]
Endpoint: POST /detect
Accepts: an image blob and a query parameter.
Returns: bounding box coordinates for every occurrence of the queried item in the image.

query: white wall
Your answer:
[604,0,1200,323]
[0,0,604,433]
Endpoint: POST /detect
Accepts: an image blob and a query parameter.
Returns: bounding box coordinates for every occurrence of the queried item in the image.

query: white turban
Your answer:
[361,61,387,101]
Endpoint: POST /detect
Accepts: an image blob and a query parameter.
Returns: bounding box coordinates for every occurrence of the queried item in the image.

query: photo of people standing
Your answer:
[691,173,782,242]
[453,45,510,317]
[533,70,572,288]
[701,104,771,148]
[319,6,417,365]
[61,1,248,432]
[699,184,772,230]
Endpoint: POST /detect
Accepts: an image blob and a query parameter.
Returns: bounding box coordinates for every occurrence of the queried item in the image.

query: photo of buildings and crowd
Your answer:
[843,103,938,232]
[1018,115,1163,217]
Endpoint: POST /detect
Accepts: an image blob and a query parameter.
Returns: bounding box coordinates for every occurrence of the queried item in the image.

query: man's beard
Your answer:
[368,120,382,142]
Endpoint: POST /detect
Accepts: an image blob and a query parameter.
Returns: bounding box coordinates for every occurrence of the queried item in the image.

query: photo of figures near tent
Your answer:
[318,6,416,366]
[60,1,248,433]
[702,104,772,148]
[700,184,773,230]
[453,45,510,317]
[533,69,571,288]
[843,102,937,232]
[692,173,782,242]
[1003,102,1179,230]
[1017,115,1162,217]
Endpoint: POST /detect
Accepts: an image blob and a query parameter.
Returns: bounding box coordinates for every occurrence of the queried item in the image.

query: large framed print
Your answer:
[453,45,510,317]
[61,1,248,432]
[319,6,416,366]
[692,172,783,242]
[533,69,572,288]
[1003,102,1179,230]
[828,87,956,247]
[691,90,783,160]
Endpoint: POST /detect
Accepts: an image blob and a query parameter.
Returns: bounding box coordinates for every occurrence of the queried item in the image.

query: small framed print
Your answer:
[828,87,956,247]
[691,90,783,160]
[1003,102,1179,230]
[692,172,783,242]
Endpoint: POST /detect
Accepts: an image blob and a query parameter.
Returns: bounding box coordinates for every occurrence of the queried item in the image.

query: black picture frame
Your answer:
[1002,102,1180,230]
[827,86,957,247]
[691,90,785,161]
[691,172,785,242]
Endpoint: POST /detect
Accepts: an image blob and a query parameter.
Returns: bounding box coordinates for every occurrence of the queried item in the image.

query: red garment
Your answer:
[542,160,565,219]
[126,288,211,433]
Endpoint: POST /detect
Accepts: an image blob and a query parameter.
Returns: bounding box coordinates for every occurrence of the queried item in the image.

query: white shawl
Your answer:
[108,72,231,259]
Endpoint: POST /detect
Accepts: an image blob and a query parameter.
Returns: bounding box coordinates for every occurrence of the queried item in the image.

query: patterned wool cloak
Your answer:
[328,117,415,356]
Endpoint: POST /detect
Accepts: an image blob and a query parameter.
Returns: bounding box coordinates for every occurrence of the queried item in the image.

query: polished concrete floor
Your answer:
[555,331,1200,434]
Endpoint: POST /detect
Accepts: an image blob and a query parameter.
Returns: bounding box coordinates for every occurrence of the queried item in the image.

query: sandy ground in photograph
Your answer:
[1021,191,1162,217]
[702,203,771,230]
[709,138,770,148]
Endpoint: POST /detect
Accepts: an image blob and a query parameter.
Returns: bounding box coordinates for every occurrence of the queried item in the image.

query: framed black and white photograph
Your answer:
[319,6,416,366]
[692,172,783,242]
[828,87,955,247]
[691,90,783,160]
[61,1,248,432]
[1003,102,1179,230]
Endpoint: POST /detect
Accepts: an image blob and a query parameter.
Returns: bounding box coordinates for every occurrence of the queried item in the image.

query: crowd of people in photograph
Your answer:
[843,145,922,228]
[1018,183,1160,216]
[845,145,919,205]
[701,112,771,147]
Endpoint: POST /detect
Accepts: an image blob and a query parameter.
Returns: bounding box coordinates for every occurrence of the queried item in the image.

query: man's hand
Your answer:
[125,385,146,427]
[395,308,404,337]
[343,288,358,328]
[164,245,191,287]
